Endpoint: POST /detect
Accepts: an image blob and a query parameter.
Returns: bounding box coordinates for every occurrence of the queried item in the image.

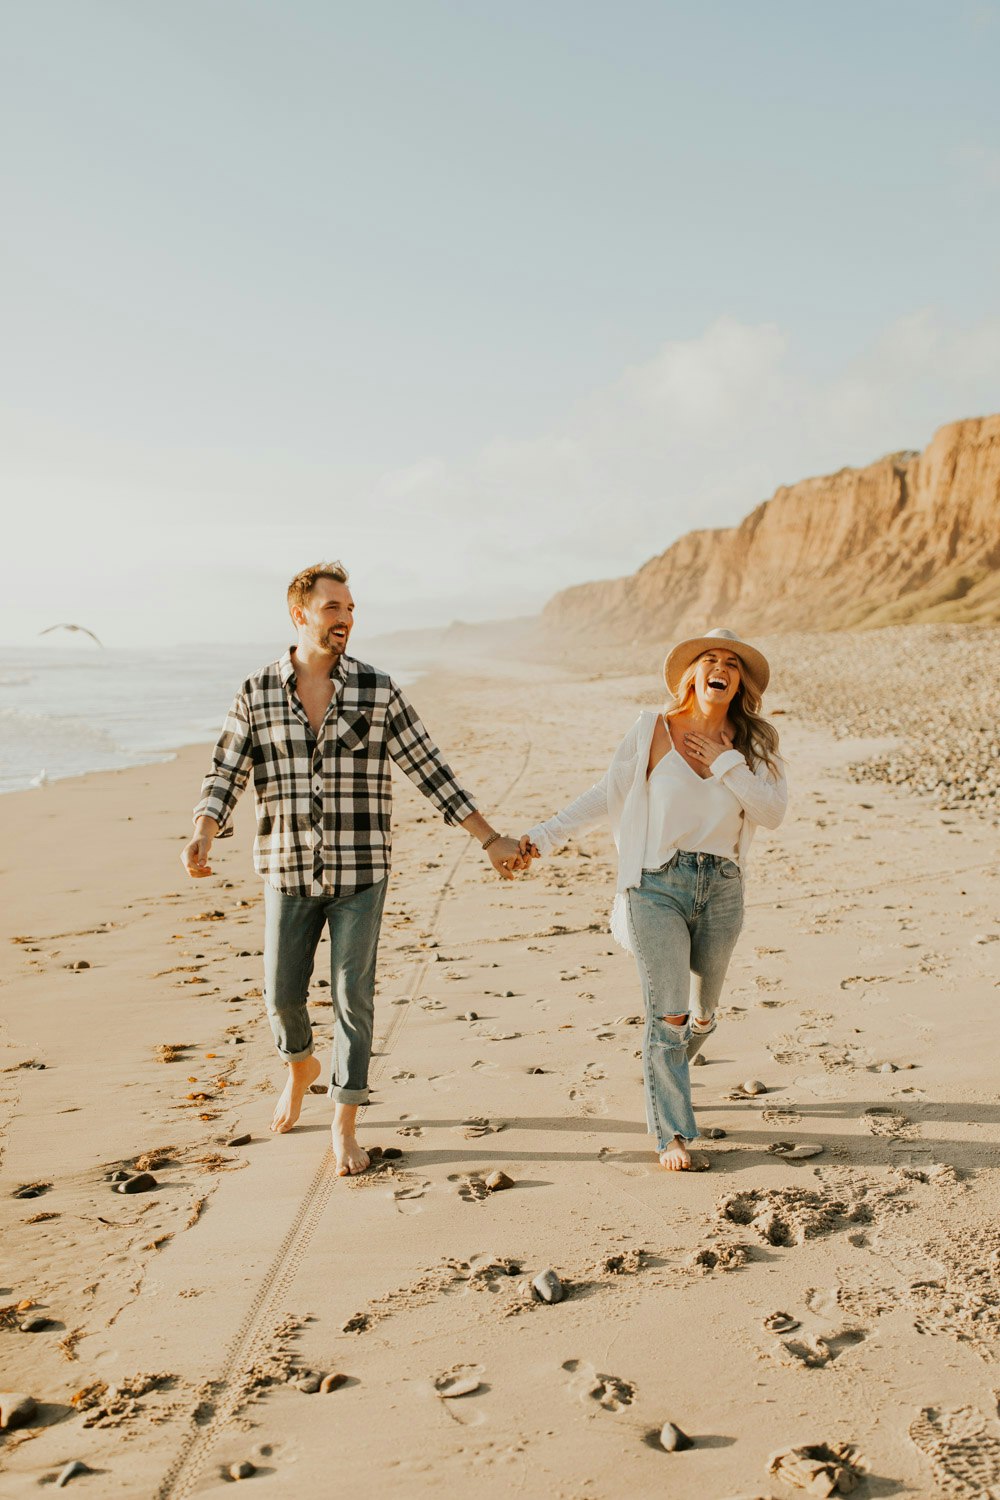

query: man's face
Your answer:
[295,578,355,656]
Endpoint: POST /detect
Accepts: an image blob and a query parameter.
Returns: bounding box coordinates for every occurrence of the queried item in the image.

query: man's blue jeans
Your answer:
[263,878,387,1106]
[626,852,744,1147]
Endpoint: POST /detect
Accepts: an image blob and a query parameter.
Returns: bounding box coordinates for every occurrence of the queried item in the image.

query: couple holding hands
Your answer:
[183,561,787,1177]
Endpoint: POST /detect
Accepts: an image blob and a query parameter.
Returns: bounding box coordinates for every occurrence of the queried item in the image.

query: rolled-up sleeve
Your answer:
[384,684,477,826]
[193,691,253,838]
[711,750,788,829]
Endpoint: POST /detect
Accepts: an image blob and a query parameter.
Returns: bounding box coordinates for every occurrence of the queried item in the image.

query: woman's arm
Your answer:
[525,772,611,856]
[524,714,644,855]
[709,749,788,829]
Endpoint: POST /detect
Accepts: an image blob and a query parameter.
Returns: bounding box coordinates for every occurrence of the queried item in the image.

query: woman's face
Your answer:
[693,649,742,710]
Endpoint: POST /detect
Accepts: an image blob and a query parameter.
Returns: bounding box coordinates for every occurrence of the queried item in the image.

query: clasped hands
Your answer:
[483,833,543,881]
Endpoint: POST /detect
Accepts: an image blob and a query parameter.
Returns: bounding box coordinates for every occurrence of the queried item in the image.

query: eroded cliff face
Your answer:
[542,415,1000,640]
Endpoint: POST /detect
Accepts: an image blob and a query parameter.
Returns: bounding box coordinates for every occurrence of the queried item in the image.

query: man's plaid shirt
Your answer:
[193,650,477,897]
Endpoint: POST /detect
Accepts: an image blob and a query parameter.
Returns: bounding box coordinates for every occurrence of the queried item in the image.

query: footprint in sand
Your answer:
[909,1404,1000,1497]
[396,1124,424,1138]
[762,1106,802,1126]
[392,1181,430,1216]
[569,1088,605,1119]
[448,1173,490,1204]
[562,1359,636,1412]
[778,1328,867,1368]
[597,1146,644,1178]
[863,1106,919,1140]
[457,1118,505,1139]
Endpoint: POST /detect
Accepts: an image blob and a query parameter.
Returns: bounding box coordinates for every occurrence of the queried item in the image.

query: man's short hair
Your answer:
[287,560,350,615]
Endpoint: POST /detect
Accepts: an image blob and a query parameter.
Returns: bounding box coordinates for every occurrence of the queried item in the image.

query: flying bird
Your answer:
[39,624,104,647]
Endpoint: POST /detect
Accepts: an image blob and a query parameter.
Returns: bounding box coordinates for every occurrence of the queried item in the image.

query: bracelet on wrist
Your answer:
[481,831,501,851]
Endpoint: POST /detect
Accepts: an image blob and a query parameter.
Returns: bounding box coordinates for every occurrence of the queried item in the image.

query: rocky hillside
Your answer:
[542,415,1000,639]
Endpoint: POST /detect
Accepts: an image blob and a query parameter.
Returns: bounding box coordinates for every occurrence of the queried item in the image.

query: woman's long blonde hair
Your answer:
[665,655,782,777]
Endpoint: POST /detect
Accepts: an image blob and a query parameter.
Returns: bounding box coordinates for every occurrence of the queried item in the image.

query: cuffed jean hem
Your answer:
[280,1044,316,1064]
[328,1084,370,1106]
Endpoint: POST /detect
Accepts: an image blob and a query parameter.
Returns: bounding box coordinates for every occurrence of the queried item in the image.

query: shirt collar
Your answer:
[280,648,351,688]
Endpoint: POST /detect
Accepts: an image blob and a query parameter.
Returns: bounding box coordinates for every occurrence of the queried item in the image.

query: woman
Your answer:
[521,628,787,1172]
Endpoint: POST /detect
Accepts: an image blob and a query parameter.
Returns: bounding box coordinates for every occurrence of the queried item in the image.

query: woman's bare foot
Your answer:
[658,1136,692,1171]
[332,1126,370,1176]
[270,1055,322,1133]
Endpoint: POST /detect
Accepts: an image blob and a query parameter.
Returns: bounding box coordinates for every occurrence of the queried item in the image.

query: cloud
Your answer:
[362,309,1000,625]
[4,310,999,644]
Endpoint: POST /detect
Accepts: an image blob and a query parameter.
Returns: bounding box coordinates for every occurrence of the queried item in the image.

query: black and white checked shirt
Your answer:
[193,650,477,897]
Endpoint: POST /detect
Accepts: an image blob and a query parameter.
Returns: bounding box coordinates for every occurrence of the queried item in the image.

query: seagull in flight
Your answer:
[39,624,104,647]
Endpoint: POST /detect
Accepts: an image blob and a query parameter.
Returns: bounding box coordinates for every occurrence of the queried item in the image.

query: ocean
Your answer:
[0,642,417,795]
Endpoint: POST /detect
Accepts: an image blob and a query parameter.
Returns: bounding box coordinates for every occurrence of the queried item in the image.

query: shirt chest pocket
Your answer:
[335,706,385,754]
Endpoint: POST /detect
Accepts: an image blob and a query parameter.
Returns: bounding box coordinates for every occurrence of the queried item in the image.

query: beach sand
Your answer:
[2,650,1000,1498]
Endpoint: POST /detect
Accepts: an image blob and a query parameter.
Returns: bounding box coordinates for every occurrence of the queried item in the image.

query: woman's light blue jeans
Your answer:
[263,878,387,1105]
[626,851,744,1147]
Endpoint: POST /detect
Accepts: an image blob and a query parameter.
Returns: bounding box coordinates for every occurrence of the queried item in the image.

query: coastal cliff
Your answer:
[542,415,1000,639]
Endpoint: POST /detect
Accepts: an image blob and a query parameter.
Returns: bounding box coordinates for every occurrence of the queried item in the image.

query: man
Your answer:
[182,560,526,1176]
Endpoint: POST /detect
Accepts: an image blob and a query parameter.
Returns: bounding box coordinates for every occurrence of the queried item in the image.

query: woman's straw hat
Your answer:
[664,627,770,697]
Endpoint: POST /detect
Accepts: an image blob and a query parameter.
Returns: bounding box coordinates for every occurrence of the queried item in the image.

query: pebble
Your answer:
[294,1374,321,1393]
[0,1392,37,1430]
[485,1171,514,1192]
[319,1372,348,1393]
[56,1461,92,1487]
[109,1169,131,1182]
[382,1147,403,1161]
[692,1054,707,1067]
[229,1460,257,1480]
[877,1062,897,1073]
[768,1141,824,1161]
[116,1172,158,1194]
[706,1127,727,1140]
[436,1374,481,1398]
[226,1133,252,1148]
[659,1420,694,1452]
[532,1268,564,1304]
[67,960,90,971]
[462,1011,479,1021]
[19,1315,53,1333]
[743,1079,767,1096]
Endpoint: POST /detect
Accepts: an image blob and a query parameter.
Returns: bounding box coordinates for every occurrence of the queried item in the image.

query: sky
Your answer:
[3,0,1000,647]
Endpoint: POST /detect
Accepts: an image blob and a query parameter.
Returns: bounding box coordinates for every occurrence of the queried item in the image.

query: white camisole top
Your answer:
[642,747,744,868]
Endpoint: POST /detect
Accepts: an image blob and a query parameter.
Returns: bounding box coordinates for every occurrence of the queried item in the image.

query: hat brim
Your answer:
[664,636,770,697]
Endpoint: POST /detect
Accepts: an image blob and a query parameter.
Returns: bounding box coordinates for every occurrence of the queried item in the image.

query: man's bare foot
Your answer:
[332,1126,370,1176]
[658,1136,692,1171]
[270,1055,322,1133]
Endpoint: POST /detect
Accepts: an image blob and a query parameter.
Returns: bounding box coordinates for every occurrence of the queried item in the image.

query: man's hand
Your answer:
[182,818,219,878]
[487,835,530,880]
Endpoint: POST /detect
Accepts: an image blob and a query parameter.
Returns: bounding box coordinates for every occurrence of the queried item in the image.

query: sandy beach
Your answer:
[3,647,1000,1499]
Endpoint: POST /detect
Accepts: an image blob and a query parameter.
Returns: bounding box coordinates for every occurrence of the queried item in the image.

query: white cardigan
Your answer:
[526,709,788,952]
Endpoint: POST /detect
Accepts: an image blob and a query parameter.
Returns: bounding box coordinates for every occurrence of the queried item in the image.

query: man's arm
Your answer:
[384,684,527,880]
[182,692,253,879]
